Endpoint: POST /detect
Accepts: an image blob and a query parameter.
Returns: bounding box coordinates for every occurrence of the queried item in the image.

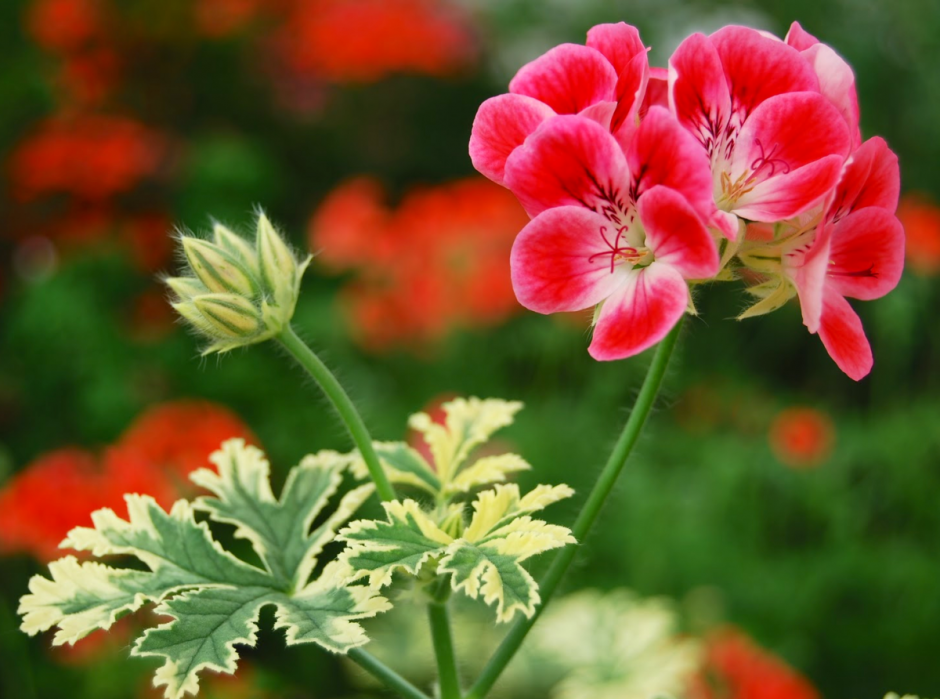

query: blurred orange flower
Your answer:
[194,0,271,38]
[9,115,168,202]
[768,406,835,469]
[897,193,940,276]
[690,627,820,699]
[310,177,528,351]
[0,400,253,561]
[273,0,476,83]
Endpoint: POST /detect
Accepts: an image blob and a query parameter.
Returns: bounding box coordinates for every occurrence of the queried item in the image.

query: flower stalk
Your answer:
[276,324,396,502]
[348,649,433,699]
[464,318,684,699]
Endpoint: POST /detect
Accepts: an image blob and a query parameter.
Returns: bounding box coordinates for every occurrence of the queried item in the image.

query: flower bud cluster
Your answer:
[166,211,311,354]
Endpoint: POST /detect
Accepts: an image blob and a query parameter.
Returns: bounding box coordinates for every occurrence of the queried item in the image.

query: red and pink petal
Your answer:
[800,43,861,148]
[629,106,715,219]
[509,44,617,115]
[637,185,719,279]
[710,25,819,118]
[784,21,819,51]
[783,225,832,334]
[504,115,631,218]
[817,289,873,381]
[731,91,851,184]
[588,264,688,360]
[831,137,900,217]
[668,32,732,146]
[469,94,556,185]
[586,23,646,76]
[734,155,845,222]
[827,207,905,300]
[510,206,627,314]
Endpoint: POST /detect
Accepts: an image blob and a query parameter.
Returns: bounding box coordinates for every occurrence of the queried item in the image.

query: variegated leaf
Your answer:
[349,442,440,495]
[338,500,454,588]
[19,439,386,699]
[408,397,522,484]
[446,453,531,495]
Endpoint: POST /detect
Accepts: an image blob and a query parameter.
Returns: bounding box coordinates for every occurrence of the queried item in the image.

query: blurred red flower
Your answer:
[9,115,167,202]
[26,0,104,54]
[117,400,256,490]
[272,0,476,83]
[58,47,122,106]
[897,193,940,276]
[0,400,253,561]
[309,177,528,351]
[768,407,835,469]
[690,627,820,699]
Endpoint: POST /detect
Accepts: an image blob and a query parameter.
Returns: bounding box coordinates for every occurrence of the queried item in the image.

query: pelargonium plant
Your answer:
[19,19,910,699]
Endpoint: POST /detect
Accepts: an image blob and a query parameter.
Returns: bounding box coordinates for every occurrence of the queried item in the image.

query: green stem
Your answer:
[428,601,461,699]
[465,319,684,699]
[348,648,432,699]
[277,324,396,502]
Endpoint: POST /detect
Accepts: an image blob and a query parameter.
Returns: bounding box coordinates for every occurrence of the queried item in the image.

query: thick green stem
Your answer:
[428,601,461,699]
[277,325,396,502]
[348,648,432,699]
[465,319,684,699]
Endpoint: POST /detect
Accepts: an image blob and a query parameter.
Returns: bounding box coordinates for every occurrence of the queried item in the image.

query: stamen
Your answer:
[587,226,639,273]
[749,139,790,180]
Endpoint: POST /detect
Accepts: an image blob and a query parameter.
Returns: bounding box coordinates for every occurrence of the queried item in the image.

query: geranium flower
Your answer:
[504,110,719,359]
[669,25,852,230]
[779,137,904,380]
[768,406,835,469]
[470,22,650,185]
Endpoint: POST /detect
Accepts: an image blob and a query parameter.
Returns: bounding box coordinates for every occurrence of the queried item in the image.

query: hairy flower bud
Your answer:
[168,209,311,355]
[182,237,256,296]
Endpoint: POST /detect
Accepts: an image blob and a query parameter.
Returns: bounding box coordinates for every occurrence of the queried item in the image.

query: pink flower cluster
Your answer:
[470,22,904,379]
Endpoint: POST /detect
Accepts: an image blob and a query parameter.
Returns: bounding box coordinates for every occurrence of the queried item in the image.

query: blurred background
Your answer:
[0,0,938,698]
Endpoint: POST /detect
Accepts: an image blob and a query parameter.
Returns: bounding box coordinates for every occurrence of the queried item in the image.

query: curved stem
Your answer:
[277,325,396,502]
[348,648,432,699]
[428,601,461,699]
[465,319,684,699]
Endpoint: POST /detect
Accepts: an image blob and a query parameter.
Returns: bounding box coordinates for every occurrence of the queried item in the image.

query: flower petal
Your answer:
[640,66,669,117]
[710,25,819,118]
[817,288,873,381]
[470,94,556,185]
[800,43,861,149]
[828,207,905,300]
[784,21,819,51]
[611,51,650,134]
[637,185,719,279]
[504,115,631,218]
[783,225,832,333]
[585,22,645,76]
[589,264,687,360]
[732,92,851,181]
[734,155,845,221]
[509,44,617,115]
[668,32,732,149]
[832,137,900,218]
[510,206,627,313]
[629,106,716,223]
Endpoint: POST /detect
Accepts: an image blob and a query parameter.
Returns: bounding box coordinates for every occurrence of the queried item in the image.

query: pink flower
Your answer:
[470,23,650,185]
[668,26,853,231]
[504,110,719,359]
[782,137,904,380]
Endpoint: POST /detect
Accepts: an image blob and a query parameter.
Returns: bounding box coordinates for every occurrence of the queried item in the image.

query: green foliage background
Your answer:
[1,0,938,697]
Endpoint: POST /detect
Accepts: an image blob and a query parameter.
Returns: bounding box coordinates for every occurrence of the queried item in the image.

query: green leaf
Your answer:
[408,397,522,485]
[339,500,454,588]
[340,483,575,623]
[441,484,576,622]
[19,439,387,699]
